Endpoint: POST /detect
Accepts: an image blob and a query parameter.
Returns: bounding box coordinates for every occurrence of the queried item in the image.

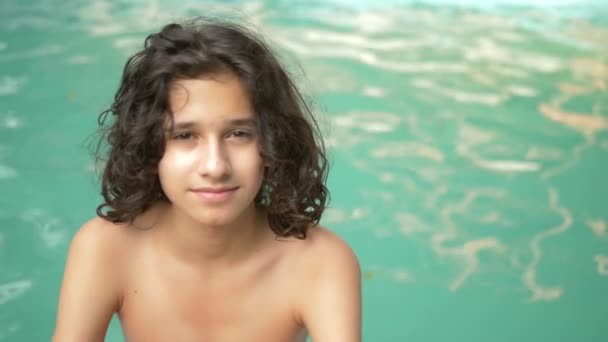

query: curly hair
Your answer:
[95,17,329,239]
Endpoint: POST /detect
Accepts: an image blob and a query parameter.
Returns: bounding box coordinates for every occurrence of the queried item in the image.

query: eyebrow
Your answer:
[170,118,257,131]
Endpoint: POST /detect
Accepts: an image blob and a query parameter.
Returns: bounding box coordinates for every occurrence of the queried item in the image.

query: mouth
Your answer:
[190,186,239,202]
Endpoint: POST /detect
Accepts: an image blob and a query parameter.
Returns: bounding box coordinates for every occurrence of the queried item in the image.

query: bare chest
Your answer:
[117,254,305,342]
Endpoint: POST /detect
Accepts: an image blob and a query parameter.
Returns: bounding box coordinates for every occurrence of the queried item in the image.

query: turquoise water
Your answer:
[1,0,607,341]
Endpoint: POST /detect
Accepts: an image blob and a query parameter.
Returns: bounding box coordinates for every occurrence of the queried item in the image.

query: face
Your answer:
[158,73,264,227]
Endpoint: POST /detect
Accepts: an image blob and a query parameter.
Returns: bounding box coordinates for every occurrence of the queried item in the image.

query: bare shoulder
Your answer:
[287,226,360,272]
[72,216,132,251]
[71,212,152,259]
[286,226,362,341]
[67,216,141,272]
[63,215,134,295]
[66,215,145,285]
[53,217,133,341]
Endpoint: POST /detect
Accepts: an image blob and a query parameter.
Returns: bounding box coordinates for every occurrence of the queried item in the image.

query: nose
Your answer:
[198,138,231,180]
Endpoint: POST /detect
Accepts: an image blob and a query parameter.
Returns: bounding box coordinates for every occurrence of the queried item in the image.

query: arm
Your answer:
[52,218,123,342]
[300,230,362,342]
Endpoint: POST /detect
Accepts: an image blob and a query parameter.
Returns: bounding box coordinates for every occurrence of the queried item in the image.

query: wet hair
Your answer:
[95,17,329,239]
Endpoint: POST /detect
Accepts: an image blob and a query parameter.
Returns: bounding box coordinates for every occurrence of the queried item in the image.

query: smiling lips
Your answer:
[191,186,239,202]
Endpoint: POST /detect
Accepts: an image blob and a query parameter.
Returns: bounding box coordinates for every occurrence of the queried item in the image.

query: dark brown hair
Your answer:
[95,17,329,239]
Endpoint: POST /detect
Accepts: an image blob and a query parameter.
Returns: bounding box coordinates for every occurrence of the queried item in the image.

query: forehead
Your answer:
[168,73,254,122]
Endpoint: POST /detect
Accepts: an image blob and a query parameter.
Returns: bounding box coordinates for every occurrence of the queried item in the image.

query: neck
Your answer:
[152,202,270,271]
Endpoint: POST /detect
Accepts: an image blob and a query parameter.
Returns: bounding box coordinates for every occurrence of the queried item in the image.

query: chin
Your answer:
[189,206,248,228]
[169,192,259,227]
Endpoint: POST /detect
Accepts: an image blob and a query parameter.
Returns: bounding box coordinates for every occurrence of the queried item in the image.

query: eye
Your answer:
[173,132,195,140]
[228,130,252,140]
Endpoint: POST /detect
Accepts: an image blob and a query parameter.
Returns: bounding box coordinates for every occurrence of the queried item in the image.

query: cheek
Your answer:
[175,148,200,167]
[240,148,264,173]
[158,149,198,180]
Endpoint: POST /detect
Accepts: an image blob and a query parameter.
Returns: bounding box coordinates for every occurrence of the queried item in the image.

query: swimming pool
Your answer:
[1,0,607,341]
